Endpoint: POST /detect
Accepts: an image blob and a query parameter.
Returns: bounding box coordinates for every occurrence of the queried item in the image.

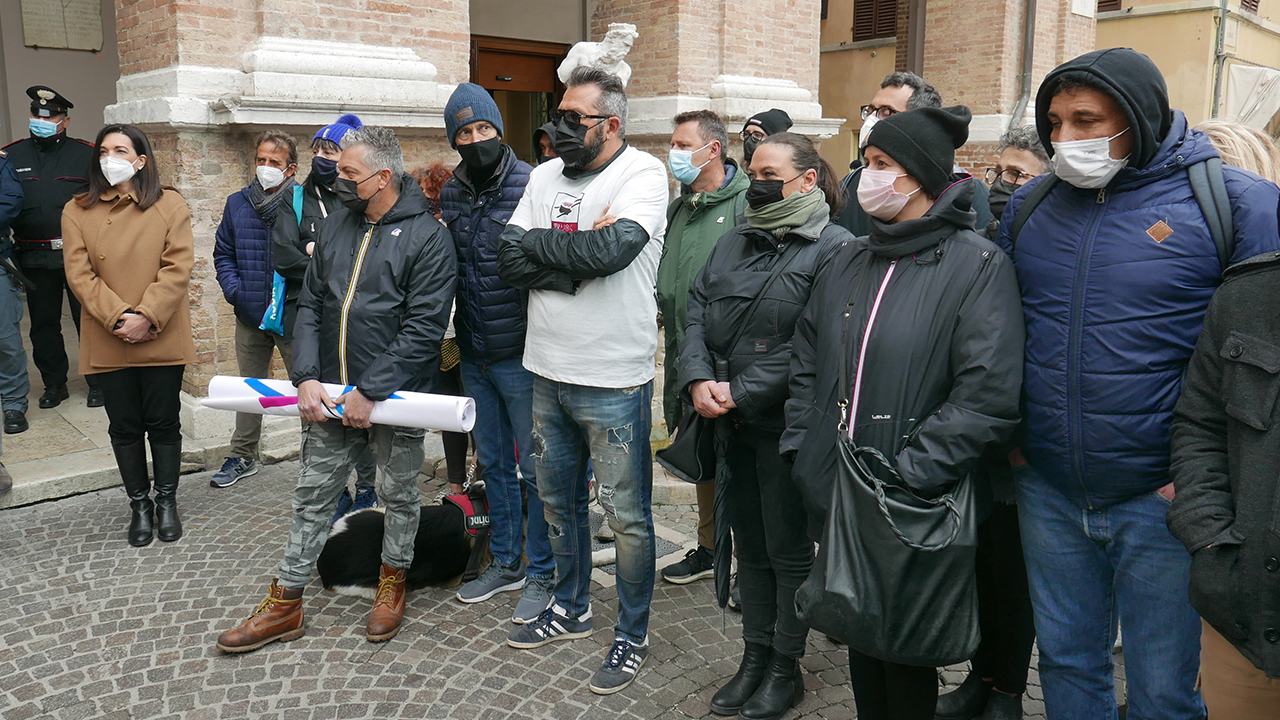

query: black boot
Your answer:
[974,691,1023,720]
[739,651,803,720]
[710,642,771,715]
[114,441,153,547]
[150,441,184,542]
[936,672,993,720]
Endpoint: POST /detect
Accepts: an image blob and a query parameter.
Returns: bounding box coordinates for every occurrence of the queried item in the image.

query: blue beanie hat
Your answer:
[445,83,504,149]
[313,113,363,147]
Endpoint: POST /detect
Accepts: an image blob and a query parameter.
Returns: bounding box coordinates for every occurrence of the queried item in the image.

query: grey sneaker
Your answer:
[456,561,524,604]
[589,637,649,695]
[507,603,593,649]
[210,456,257,489]
[512,575,555,624]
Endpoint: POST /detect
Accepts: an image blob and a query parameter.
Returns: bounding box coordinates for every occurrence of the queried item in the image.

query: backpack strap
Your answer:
[1187,157,1235,271]
[1006,173,1060,249]
[291,184,304,226]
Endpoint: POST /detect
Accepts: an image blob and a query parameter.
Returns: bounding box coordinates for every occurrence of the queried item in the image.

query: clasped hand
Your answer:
[691,380,736,418]
[113,312,156,343]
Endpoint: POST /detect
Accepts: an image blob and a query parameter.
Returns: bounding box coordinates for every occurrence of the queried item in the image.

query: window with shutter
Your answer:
[1097,0,1122,10]
[1241,0,1259,13]
[853,0,896,41]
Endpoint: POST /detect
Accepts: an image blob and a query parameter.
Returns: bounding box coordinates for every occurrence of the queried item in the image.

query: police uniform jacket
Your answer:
[4,133,95,269]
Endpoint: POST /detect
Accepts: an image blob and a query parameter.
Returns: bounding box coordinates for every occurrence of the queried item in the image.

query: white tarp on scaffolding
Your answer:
[1224,63,1280,131]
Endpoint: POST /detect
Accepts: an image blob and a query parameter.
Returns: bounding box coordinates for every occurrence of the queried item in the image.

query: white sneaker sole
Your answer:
[507,626,592,649]
[589,654,647,695]
[456,577,524,604]
[210,465,258,489]
[661,567,714,585]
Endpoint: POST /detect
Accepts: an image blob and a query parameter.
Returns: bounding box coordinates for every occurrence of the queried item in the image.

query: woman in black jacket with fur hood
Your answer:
[782,106,1024,720]
[677,133,850,720]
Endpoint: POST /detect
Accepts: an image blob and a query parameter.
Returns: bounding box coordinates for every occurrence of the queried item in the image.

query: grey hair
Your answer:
[343,125,403,177]
[673,110,728,155]
[998,125,1050,171]
[567,66,628,138]
[881,71,942,109]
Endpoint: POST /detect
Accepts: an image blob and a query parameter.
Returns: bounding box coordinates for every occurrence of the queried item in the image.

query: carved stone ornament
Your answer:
[556,23,638,88]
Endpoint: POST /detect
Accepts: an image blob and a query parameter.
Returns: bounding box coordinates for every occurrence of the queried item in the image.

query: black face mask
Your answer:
[335,173,381,214]
[458,137,504,181]
[743,135,762,167]
[745,178,786,210]
[553,117,605,171]
[538,154,555,166]
[987,177,1019,221]
[311,156,338,186]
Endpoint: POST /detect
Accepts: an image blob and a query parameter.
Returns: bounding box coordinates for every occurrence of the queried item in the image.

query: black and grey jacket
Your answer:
[676,205,850,434]
[783,180,1024,534]
[291,174,456,401]
[1169,250,1280,678]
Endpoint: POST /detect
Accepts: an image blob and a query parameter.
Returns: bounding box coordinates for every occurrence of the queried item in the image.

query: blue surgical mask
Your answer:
[668,141,713,185]
[29,118,59,138]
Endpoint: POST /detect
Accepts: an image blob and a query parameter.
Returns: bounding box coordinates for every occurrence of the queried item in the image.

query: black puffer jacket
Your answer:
[274,173,341,337]
[677,205,850,434]
[1169,251,1280,678]
[783,180,1024,535]
[291,174,456,401]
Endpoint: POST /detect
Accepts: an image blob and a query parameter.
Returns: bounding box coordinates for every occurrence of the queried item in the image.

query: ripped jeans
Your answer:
[531,376,655,645]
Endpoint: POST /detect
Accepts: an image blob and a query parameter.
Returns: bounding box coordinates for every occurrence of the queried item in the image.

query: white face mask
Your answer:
[858,113,878,150]
[101,156,139,187]
[1052,127,1130,189]
[857,168,920,221]
[256,165,286,191]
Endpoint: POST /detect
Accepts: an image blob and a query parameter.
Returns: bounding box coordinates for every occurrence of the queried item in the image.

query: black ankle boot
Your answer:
[936,673,993,720]
[114,441,153,547]
[710,642,771,715]
[739,651,803,720]
[975,690,1023,720]
[150,441,183,542]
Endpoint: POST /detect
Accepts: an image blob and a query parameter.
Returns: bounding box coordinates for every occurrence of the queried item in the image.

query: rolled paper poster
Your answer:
[201,376,475,433]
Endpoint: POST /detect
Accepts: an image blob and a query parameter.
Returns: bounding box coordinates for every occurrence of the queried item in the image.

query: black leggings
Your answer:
[439,364,471,485]
[971,501,1036,693]
[848,649,938,720]
[95,365,184,446]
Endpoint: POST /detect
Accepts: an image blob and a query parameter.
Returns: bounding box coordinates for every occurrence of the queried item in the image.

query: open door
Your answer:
[471,35,570,165]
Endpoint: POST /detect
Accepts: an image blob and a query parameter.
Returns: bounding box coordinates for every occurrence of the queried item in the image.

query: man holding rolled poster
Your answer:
[216,126,456,652]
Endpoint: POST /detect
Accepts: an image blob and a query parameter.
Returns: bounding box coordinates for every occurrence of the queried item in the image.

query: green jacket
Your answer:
[656,160,750,431]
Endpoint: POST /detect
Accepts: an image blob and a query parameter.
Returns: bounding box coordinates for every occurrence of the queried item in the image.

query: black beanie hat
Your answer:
[865,105,972,197]
[745,108,793,136]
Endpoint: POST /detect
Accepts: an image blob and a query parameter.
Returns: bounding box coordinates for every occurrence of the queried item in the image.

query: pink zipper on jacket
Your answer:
[848,259,898,440]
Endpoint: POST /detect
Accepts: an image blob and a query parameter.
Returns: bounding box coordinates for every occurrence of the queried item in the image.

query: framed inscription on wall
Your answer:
[21,0,103,52]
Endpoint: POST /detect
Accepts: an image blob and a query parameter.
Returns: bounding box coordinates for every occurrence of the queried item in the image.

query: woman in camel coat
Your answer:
[62,124,196,547]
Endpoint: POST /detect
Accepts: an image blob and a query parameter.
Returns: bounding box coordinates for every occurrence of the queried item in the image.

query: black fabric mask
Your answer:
[538,155,554,166]
[311,156,338,186]
[553,117,605,171]
[743,135,762,166]
[335,173,380,214]
[458,138,504,181]
[987,177,1018,221]
[745,179,785,210]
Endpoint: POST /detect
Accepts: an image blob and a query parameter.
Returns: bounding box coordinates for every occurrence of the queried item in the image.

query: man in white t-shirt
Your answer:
[497,66,668,696]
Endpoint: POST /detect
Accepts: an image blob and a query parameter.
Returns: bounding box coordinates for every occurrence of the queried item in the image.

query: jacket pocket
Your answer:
[126,337,187,365]
[1189,533,1247,640]
[1220,331,1280,431]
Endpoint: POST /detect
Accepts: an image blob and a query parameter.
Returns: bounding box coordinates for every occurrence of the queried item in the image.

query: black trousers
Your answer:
[23,265,97,390]
[95,365,184,446]
[971,501,1036,693]
[726,424,813,659]
[439,363,471,485]
[848,649,938,720]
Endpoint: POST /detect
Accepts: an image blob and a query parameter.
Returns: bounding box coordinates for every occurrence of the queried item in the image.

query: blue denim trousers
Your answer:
[1016,463,1205,720]
[461,356,553,578]
[0,274,30,421]
[531,376,655,645]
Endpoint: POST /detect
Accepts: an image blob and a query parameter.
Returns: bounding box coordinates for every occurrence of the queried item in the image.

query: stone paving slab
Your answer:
[0,460,1124,719]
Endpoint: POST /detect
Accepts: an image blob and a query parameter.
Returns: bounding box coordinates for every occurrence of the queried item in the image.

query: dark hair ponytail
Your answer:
[756,132,844,220]
[76,124,165,211]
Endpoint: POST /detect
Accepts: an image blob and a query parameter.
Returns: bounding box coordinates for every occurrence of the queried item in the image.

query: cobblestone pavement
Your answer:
[1,461,1126,719]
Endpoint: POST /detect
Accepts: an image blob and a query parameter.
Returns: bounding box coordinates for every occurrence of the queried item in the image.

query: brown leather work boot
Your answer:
[216,580,305,653]
[366,564,407,642]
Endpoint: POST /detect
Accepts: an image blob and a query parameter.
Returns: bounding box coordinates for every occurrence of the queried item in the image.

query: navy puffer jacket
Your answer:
[213,187,276,327]
[440,146,532,363]
[996,112,1280,506]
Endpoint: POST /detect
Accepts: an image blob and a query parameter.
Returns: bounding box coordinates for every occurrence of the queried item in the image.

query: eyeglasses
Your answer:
[740,128,767,142]
[984,167,1038,186]
[554,110,612,130]
[860,104,899,121]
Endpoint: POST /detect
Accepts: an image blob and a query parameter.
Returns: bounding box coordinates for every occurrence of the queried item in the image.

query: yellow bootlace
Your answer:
[374,574,401,607]
[250,590,298,618]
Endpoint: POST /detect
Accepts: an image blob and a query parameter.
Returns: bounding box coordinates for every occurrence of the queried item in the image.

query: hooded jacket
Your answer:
[996,50,1280,507]
[785,180,1024,536]
[290,174,456,401]
[439,144,533,363]
[676,199,849,435]
[273,172,341,337]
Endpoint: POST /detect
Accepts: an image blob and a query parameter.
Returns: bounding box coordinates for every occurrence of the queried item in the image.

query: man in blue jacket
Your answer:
[996,48,1280,720]
[0,150,25,492]
[212,130,299,489]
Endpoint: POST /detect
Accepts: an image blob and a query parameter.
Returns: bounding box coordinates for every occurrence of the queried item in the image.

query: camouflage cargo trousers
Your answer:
[276,420,426,588]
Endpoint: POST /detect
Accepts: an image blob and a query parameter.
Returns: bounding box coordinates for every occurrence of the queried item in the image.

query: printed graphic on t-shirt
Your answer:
[552,192,583,232]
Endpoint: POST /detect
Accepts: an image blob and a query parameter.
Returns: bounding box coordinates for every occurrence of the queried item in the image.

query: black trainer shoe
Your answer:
[38,384,69,409]
[3,409,27,434]
[661,546,714,584]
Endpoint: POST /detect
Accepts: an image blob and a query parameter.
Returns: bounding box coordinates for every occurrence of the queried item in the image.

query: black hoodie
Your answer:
[1035,47,1172,170]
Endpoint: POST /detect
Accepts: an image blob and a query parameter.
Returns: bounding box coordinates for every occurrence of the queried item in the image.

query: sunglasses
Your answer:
[553,109,613,130]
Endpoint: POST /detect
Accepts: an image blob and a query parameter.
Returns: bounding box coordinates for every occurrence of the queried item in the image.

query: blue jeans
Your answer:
[532,376,654,645]
[0,274,30,419]
[1016,463,1205,720]
[461,356,553,578]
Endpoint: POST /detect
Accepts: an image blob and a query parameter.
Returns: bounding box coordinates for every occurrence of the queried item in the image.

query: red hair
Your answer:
[412,163,454,200]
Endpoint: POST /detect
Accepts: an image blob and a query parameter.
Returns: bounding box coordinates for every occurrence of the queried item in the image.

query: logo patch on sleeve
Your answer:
[1147,221,1173,243]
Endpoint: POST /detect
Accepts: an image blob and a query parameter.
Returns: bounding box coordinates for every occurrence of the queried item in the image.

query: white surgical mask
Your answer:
[858,113,878,150]
[1051,127,1129,189]
[857,168,920,221]
[100,156,139,186]
[256,165,286,190]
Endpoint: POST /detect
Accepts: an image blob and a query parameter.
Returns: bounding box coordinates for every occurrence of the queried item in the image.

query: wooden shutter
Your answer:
[1097,0,1122,11]
[1241,0,1259,13]
[853,0,896,41]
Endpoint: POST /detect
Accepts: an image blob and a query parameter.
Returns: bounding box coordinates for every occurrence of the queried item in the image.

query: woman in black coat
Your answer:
[782,106,1024,720]
[677,132,850,720]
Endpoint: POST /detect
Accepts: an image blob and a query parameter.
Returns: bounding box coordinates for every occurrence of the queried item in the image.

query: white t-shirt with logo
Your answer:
[509,145,669,388]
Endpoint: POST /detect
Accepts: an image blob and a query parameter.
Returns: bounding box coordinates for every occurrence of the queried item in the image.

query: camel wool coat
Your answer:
[61,189,197,373]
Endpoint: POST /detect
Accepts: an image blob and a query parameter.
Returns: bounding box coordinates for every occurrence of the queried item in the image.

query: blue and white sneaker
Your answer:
[352,487,378,512]
[588,636,649,695]
[210,456,257,489]
[506,603,592,649]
